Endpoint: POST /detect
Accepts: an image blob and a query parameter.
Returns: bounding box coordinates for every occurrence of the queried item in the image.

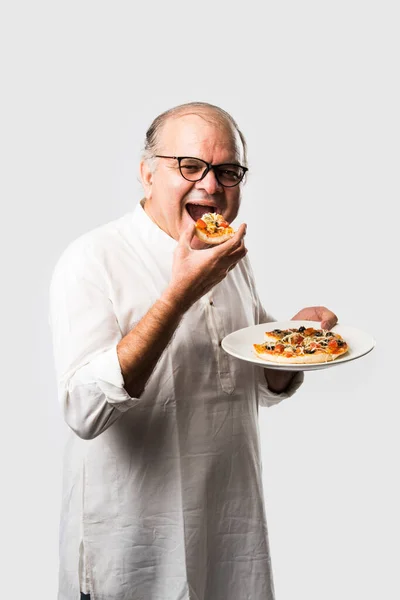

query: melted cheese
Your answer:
[201,213,228,234]
[262,328,347,356]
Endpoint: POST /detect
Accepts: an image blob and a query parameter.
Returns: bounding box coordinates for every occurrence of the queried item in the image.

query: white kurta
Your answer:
[49,201,303,600]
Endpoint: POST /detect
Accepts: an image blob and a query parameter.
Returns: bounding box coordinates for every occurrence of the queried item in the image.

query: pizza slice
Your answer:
[254,327,349,364]
[194,212,235,245]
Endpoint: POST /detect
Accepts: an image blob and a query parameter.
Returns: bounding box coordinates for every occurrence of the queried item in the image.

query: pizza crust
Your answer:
[253,344,347,364]
[194,227,235,245]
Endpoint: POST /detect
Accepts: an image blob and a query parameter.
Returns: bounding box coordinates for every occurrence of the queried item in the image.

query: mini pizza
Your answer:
[253,326,349,364]
[194,212,235,245]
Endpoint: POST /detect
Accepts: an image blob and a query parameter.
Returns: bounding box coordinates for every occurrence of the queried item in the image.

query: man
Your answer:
[49,101,337,600]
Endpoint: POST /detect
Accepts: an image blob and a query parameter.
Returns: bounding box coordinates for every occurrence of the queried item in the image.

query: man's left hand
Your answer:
[263,306,337,393]
[291,306,338,330]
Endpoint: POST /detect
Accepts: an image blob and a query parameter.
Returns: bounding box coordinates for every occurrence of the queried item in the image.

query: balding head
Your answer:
[142,102,247,170]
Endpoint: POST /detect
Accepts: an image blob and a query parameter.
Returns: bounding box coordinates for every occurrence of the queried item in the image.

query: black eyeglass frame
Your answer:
[154,155,248,188]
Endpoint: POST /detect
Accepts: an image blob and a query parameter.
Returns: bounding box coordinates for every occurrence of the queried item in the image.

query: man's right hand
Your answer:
[162,222,248,312]
[117,222,246,399]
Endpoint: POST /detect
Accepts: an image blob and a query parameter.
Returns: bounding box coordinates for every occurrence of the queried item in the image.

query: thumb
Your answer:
[179,222,196,248]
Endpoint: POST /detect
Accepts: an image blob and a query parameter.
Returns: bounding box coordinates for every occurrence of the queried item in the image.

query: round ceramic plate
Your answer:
[221,320,376,371]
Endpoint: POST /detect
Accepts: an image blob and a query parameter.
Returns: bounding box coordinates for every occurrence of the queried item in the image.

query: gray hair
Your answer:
[141,101,248,171]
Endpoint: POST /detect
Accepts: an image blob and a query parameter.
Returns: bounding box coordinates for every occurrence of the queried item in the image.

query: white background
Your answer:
[1,1,399,599]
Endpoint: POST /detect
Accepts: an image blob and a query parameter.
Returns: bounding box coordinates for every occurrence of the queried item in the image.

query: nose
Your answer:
[195,167,223,194]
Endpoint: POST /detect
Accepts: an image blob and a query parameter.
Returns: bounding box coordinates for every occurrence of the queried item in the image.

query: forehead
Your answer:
[158,113,243,163]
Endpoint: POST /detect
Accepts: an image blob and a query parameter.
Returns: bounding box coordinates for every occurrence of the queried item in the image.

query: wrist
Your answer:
[159,285,192,316]
[264,369,297,394]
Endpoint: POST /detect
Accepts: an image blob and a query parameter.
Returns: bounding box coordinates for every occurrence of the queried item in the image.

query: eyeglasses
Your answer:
[154,155,248,188]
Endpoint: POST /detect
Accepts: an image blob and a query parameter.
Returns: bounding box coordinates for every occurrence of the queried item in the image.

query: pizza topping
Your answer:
[254,326,349,363]
[193,211,236,245]
[196,212,231,235]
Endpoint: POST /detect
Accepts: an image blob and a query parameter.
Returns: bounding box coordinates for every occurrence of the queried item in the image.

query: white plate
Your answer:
[221,321,376,371]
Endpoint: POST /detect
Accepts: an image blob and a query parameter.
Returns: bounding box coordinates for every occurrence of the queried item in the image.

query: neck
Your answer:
[142,198,169,235]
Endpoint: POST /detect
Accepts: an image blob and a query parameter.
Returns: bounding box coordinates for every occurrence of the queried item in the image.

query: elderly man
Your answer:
[49,101,336,600]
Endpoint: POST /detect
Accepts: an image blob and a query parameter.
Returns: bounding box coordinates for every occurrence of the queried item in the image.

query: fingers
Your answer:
[315,306,338,329]
[219,232,247,262]
[211,222,247,256]
[227,241,247,261]
[320,312,338,330]
[292,306,338,330]
[221,244,248,277]
[321,319,336,330]
[229,223,247,249]
[235,222,247,240]
[177,220,247,273]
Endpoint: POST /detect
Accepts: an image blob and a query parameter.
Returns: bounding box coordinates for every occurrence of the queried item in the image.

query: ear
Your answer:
[140,159,153,198]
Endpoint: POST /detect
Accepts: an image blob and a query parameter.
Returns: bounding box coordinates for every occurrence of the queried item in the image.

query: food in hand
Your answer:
[194,213,235,245]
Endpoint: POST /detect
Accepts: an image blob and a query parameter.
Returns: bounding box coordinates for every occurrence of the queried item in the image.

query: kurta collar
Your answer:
[132,199,178,254]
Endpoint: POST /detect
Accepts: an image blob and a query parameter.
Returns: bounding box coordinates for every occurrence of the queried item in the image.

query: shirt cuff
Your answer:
[77,345,139,412]
[257,367,304,407]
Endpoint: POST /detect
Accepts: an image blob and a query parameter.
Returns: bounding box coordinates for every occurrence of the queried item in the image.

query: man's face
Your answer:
[140,113,244,246]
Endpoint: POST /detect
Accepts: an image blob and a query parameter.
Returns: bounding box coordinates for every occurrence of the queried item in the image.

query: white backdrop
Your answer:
[1,1,399,599]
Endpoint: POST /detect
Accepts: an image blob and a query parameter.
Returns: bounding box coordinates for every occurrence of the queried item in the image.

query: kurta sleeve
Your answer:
[49,240,139,440]
[244,255,305,407]
[256,367,304,407]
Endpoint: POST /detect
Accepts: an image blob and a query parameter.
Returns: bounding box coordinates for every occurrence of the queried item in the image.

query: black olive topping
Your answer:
[298,326,305,333]
[304,349,316,354]
[264,343,275,350]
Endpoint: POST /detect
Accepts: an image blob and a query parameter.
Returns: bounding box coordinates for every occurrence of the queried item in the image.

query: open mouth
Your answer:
[186,203,220,222]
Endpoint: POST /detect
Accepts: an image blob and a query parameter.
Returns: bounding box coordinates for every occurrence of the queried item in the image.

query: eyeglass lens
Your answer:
[179,158,245,187]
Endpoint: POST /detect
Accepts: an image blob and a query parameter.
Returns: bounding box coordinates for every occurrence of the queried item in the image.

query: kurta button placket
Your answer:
[204,292,235,394]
